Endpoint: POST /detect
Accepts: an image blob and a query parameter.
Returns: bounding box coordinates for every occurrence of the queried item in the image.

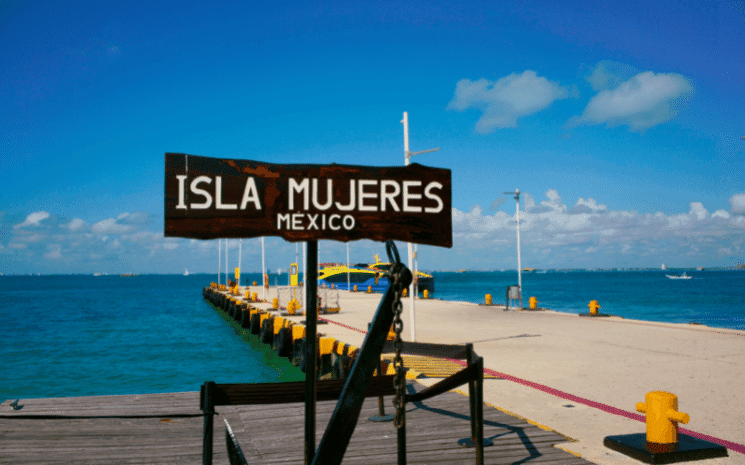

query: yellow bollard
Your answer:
[423,289,429,299]
[252,281,257,286]
[402,288,408,297]
[353,285,357,292]
[292,325,305,342]
[319,337,335,356]
[529,296,537,309]
[636,391,690,453]
[245,290,251,300]
[252,292,258,302]
[588,300,601,315]
[273,297,279,310]
[367,285,372,294]
[287,299,295,315]
[387,325,396,341]
[485,294,492,305]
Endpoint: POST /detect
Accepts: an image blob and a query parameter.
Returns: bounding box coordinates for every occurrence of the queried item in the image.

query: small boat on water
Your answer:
[666,272,692,280]
[184,268,189,276]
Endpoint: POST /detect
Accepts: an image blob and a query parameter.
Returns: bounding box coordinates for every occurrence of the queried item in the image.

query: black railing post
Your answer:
[368,323,393,422]
[202,381,215,465]
[305,240,318,465]
[476,357,485,465]
[466,343,476,442]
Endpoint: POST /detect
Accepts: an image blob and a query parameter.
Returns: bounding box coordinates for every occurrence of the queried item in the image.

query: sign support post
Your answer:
[304,240,318,464]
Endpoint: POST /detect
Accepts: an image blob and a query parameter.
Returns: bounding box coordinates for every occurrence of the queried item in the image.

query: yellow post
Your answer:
[485,294,492,305]
[273,317,285,335]
[529,296,537,309]
[319,337,335,355]
[290,263,299,287]
[588,300,601,315]
[287,299,296,315]
[353,285,358,292]
[245,290,250,300]
[423,289,429,299]
[273,297,279,310]
[252,292,258,302]
[252,281,257,286]
[636,391,690,452]
[367,285,372,293]
[292,325,305,342]
[402,288,408,297]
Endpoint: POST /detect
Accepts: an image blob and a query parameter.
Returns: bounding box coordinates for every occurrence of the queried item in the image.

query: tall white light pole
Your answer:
[218,239,221,286]
[401,111,440,341]
[503,189,522,309]
[346,242,350,291]
[238,238,242,288]
[225,239,229,285]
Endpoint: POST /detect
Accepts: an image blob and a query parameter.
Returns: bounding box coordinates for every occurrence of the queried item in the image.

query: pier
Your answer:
[0,383,588,464]
[2,284,743,464]
[202,283,744,464]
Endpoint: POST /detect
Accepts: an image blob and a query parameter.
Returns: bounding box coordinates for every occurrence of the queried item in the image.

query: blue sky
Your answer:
[2,0,744,274]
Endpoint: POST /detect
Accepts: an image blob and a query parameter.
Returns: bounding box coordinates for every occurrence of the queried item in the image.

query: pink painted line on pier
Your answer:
[447,359,745,455]
[320,317,745,455]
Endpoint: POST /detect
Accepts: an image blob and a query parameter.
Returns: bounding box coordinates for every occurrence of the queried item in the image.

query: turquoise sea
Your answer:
[1,269,743,403]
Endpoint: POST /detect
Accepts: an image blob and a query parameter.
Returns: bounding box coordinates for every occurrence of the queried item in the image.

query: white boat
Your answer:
[184,268,189,276]
[666,272,691,280]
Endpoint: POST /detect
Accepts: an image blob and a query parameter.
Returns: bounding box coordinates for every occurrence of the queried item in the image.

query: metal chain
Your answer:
[391,264,405,429]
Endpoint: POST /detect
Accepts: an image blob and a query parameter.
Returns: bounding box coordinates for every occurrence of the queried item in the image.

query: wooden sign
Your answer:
[164,153,452,247]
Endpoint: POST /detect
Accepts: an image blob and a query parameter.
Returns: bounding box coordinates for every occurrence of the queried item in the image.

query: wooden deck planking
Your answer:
[1,383,592,465]
[0,392,228,465]
[221,381,593,464]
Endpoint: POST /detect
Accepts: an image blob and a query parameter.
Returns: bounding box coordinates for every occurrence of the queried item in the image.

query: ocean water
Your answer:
[0,273,303,403]
[2,269,743,403]
[430,269,745,330]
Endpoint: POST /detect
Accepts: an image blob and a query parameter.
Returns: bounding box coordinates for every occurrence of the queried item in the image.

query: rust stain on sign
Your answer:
[164,153,452,247]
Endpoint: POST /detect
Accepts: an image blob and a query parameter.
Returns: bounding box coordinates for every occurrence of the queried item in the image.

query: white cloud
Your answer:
[450,190,744,268]
[730,193,745,215]
[448,71,572,133]
[44,244,62,259]
[66,218,88,232]
[584,60,639,92]
[92,218,136,234]
[14,211,51,229]
[568,71,693,131]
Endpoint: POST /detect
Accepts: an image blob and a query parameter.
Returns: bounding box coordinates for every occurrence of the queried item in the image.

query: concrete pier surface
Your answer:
[307,289,745,465]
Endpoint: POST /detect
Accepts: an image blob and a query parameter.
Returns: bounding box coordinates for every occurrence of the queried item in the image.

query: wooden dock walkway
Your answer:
[2,383,592,465]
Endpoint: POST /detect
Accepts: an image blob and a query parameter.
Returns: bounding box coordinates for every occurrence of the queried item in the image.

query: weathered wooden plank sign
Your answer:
[164,153,452,247]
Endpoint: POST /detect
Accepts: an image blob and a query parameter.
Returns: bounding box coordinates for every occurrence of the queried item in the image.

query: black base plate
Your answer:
[604,433,728,464]
[579,312,612,317]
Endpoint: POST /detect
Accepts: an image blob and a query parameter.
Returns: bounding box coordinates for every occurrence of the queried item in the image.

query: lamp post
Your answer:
[502,190,522,309]
[401,111,440,341]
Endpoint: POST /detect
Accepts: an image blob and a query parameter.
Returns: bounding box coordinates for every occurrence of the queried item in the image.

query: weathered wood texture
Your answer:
[1,384,593,464]
[0,391,227,465]
[222,381,594,464]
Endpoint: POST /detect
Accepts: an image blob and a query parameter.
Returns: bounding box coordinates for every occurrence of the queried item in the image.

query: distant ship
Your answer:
[184,268,189,276]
